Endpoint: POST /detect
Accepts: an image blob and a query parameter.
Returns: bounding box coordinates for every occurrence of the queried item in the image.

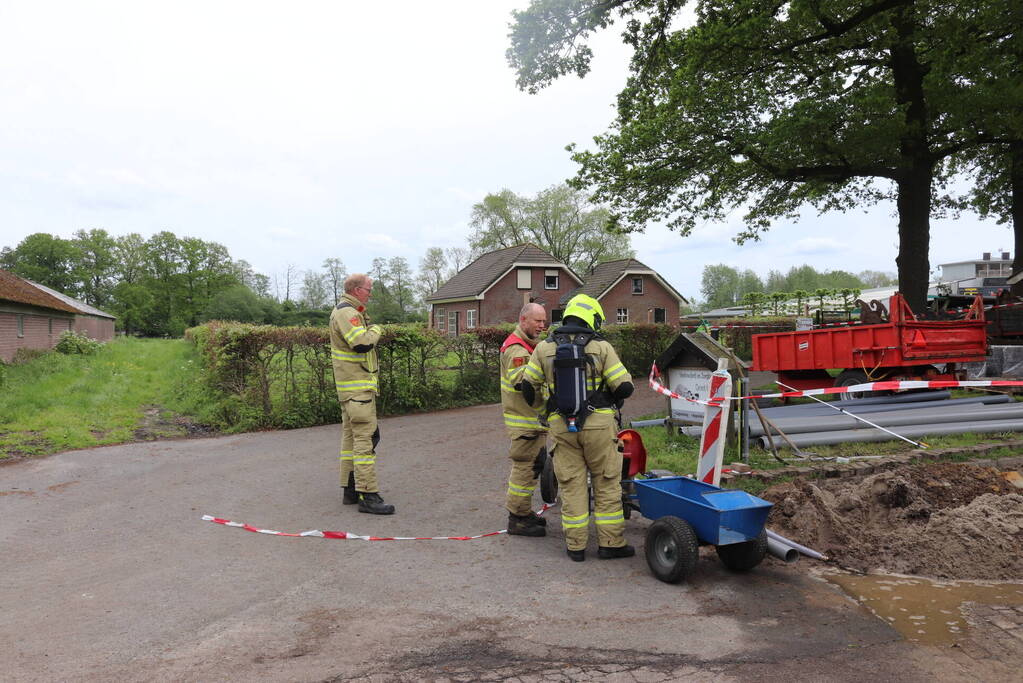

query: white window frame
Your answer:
[516,268,531,289]
[448,310,458,335]
[436,308,446,332]
[616,308,629,324]
[631,277,644,294]
[544,269,559,290]
[466,309,477,329]
[17,314,24,338]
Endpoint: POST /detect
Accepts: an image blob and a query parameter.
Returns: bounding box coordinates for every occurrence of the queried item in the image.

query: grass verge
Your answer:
[0,338,209,459]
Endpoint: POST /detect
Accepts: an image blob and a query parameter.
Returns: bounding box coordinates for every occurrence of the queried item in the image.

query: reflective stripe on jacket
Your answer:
[500,325,546,434]
[329,293,382,398]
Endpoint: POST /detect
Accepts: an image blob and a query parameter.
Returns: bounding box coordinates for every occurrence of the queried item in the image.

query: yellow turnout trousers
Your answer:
[338,392,379,493]
[505,431,544,515]
[552,424,626,551]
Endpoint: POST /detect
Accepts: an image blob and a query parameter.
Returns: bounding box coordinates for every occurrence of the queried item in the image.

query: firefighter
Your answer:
[329,273,394,515]
[499,302,549,536]
[520,294,635,561]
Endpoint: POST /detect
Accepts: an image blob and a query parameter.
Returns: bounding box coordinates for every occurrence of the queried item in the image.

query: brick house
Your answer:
[560,258,686,326]
[423,245,583,335]
[0,269,116,362]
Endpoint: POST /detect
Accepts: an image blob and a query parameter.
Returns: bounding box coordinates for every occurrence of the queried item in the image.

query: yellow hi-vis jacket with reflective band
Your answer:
[522,333,631,431]
[500,325,546,435]
[329,293,382,398]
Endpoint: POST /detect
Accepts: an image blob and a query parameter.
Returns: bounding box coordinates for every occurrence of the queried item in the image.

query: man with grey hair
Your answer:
[329,273,393,514]
[498,302,549,536]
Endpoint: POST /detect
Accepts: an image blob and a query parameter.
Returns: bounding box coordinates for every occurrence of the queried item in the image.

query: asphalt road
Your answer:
[1,387,1014,682]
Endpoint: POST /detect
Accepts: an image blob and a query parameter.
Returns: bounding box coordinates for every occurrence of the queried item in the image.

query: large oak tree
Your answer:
[509,0,1018,311]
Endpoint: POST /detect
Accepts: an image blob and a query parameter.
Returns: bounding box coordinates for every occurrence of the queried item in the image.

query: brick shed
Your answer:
[0,269,115,362]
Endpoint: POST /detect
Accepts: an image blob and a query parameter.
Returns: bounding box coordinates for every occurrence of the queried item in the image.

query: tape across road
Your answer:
[203,504,553,541]
[649,364,1023,404]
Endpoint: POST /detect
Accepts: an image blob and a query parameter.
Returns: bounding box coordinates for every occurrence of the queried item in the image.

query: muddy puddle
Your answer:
[826,573,1023,645]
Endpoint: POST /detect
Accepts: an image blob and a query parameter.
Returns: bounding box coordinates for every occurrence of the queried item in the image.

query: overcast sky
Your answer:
[0,1,1005,301]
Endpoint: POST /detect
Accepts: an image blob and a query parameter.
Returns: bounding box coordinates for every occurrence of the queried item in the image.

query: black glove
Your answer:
[532,447,547,477]
[612,381,634,405]
[519,381,536,406]
[371,427,381,452]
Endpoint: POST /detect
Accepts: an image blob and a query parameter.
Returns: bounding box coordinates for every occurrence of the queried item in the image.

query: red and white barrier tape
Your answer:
[648,364,1023,404]
[202,504,553,541]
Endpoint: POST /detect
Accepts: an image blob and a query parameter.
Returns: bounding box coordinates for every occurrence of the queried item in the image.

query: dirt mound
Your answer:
[762,462,1023,580]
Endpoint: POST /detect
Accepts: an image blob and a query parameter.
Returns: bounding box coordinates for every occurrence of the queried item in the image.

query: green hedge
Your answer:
[185,320,682,431]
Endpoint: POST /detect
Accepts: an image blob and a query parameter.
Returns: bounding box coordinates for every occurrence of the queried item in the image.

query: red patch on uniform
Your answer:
[513,357,525,367]
[349,317,361,326]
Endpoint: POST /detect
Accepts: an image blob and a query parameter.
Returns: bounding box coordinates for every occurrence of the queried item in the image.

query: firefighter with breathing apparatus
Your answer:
[520,294,635,561]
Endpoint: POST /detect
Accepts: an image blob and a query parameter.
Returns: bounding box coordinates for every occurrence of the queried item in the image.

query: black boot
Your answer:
[524,510,547,527]
[566,548,585,562]
[358,492,395,515]
[507,513,546,537]
[342,472,358,505]
[597,544,636,559]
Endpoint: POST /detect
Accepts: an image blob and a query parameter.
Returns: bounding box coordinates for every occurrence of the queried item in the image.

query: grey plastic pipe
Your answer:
[766,529,827,561]
[758,390,951,416]
[629,418,667,428]
[759,417,1023,448]
[758,394,1008,419]
[767,537,799,563]
[749,403,1023,437]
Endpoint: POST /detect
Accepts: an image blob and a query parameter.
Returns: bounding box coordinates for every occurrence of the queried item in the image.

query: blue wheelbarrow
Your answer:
[629,476,773,583]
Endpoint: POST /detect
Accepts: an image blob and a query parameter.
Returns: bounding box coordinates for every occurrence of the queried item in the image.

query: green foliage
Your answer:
[0,338,209,458]
[710,317,797,361]
[185,321,513,431]
[600,323,677,376]
[510,0,1012,313]
[469,183,634,274]
[54,329,103,355]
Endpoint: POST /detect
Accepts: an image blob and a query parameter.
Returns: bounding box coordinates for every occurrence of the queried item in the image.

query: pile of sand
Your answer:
[762,462,1023,580]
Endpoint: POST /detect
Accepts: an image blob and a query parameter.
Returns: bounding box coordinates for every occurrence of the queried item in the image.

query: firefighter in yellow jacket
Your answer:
[499,302,549,537]
[520,294,635,561]
[329,273,393,515]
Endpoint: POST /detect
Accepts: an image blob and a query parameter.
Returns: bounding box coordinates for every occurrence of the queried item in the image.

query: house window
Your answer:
[517,268,531,289]
[551,309,564,323]
[653,307,666,323]
[17,314,24,338]
[632,277,644,294]
[448,310,459,335]
[49,318,53,335]
[544,269,559,290]
[466,309,477,329]
[616,308,629,324]
[436,308,446,333]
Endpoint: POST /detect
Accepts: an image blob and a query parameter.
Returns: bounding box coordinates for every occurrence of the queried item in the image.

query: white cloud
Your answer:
[788,237,848,255]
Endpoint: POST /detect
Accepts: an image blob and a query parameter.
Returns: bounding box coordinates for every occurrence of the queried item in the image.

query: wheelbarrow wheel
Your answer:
[644,516,699,584]
[540,447,558,504]
[715,530,768,572]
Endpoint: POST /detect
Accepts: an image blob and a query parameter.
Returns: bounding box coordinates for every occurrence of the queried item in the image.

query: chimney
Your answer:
[1002,252,1011,260]
[983,252,991,260]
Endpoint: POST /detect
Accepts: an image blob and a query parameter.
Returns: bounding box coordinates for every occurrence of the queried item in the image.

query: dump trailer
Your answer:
[751,293,987,400]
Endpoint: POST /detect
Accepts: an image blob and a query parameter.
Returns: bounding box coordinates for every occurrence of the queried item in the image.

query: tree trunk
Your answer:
[895,167,932,313]
[1011,142,1023,280]
[891,9,933,314]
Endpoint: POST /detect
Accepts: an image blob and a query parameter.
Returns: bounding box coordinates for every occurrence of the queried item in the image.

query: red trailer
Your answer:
[752,294,987,400]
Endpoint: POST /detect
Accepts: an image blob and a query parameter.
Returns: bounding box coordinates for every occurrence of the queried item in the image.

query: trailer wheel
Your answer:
[540,448,558,504]
[715,530,768,572]
[644,516,699,583]
[835,369,870,401]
